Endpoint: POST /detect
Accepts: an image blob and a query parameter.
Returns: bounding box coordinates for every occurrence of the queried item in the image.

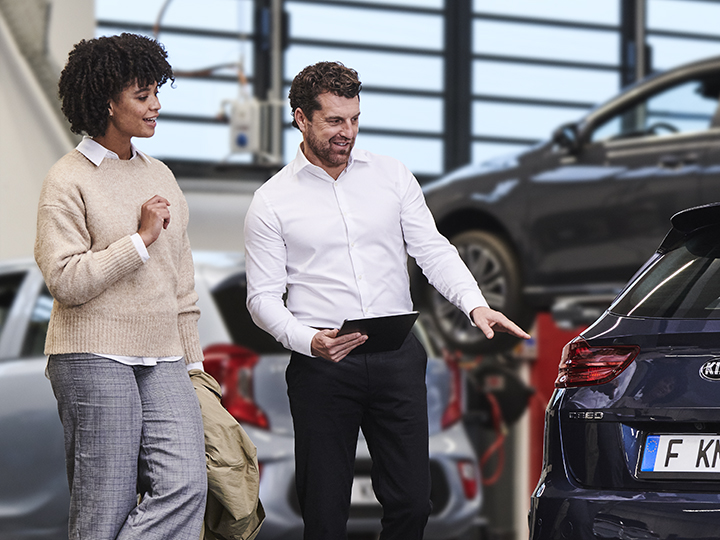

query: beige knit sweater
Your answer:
[34,149,203,364]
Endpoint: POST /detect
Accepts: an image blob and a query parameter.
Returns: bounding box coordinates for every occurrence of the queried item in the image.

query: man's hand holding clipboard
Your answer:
[310,312,419,362]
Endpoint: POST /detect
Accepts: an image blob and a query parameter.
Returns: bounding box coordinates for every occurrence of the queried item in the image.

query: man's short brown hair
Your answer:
[288,61,362,129]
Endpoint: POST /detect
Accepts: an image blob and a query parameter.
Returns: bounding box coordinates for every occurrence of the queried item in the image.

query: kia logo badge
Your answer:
[700,360,720,381]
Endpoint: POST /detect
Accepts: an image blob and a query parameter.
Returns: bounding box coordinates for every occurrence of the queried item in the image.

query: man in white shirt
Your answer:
[244,61,529,540]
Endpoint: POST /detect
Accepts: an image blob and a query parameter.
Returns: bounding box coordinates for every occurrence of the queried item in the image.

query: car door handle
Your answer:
[659,154,698,169]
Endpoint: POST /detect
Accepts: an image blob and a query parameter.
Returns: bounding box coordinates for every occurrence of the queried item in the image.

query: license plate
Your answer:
[350,476,380,506]
[641,434,720,477]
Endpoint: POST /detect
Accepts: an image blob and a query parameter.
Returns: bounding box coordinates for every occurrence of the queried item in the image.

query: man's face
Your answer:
[296,92,360,177]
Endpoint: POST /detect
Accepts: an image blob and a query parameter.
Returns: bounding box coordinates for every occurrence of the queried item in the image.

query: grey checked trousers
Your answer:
[48,354,207,540]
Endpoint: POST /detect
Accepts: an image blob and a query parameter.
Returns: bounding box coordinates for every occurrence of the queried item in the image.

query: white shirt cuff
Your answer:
[130,233,150,262]
[291,325,323,357]
[462,292,490,323]
[186,361,204,372]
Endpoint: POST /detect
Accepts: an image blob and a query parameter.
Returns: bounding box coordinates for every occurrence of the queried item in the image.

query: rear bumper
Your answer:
[532,393,720,540]
[530,483,720,540]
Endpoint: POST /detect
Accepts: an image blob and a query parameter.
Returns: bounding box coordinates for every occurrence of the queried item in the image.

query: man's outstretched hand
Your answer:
[311,329,368,362]
[470,306,531,341]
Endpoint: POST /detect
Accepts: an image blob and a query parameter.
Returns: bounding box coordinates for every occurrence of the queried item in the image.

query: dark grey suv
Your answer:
[419,55,720,353]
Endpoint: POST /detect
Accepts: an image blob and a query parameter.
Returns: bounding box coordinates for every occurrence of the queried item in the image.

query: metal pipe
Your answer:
[270,0,284,162]
[635,0,646,81]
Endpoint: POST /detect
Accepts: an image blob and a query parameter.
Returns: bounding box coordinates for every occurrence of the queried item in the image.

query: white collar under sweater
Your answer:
[77,136,151,166]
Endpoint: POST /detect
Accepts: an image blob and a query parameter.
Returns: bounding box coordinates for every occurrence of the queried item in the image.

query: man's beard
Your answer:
[305,129,354,169]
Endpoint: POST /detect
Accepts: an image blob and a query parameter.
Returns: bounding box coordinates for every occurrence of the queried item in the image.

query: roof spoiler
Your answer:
[658,202,720,253]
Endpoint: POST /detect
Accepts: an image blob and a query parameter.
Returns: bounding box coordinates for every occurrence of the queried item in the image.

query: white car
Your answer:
[0,252,482,540]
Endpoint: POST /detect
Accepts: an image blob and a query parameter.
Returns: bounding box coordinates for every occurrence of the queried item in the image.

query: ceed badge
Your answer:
[699,360,720,381]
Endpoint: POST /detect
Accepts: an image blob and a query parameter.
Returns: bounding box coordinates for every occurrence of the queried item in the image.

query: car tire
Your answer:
[426,230,534,354]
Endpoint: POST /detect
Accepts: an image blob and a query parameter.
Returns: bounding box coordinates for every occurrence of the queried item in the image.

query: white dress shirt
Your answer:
[74,137,203,371]
[244,146,488,357]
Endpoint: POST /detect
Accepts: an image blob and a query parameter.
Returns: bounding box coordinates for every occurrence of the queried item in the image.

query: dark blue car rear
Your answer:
[530,203,720,539]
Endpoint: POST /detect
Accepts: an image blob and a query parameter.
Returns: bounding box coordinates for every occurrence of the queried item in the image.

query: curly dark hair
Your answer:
[58,33,174,137]
[288,61,362,129]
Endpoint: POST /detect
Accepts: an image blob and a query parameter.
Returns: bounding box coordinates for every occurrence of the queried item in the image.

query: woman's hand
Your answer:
[138,195,171,247]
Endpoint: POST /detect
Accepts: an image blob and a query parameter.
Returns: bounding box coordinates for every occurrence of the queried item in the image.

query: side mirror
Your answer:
[552,122,580,154]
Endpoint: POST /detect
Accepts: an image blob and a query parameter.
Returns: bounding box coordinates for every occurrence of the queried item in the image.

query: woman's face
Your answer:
[107,80,161,140]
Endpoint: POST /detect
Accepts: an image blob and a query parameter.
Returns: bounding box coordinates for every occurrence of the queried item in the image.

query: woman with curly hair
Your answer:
[34,33,207,540]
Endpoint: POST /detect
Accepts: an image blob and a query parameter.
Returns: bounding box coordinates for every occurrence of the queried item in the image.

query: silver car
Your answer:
[0,252,482,540]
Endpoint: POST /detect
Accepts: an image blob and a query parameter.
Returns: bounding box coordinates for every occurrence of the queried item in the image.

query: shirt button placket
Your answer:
[334,180,367,311]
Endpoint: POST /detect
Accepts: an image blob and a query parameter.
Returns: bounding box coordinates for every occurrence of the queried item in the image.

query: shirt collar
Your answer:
[77,136,151,166]
[290,144,370,180]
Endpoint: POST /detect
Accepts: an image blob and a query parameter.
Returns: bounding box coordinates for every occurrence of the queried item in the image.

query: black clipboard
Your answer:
[337,312,419,355]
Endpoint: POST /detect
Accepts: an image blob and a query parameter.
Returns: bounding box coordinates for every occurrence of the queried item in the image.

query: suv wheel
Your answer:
[427,230,533,354]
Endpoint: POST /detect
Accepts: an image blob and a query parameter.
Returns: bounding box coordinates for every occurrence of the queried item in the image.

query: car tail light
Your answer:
[441,352,463,429]
[555,337,639,388]
[203,343,269,429]
[457,459,479,499]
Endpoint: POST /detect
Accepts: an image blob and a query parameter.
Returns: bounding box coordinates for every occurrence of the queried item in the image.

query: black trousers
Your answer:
[286,333,432,540]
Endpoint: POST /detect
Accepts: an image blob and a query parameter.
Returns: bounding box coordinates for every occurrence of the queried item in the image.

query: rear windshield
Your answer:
[211,275,288,354]
[611,224,720,319]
